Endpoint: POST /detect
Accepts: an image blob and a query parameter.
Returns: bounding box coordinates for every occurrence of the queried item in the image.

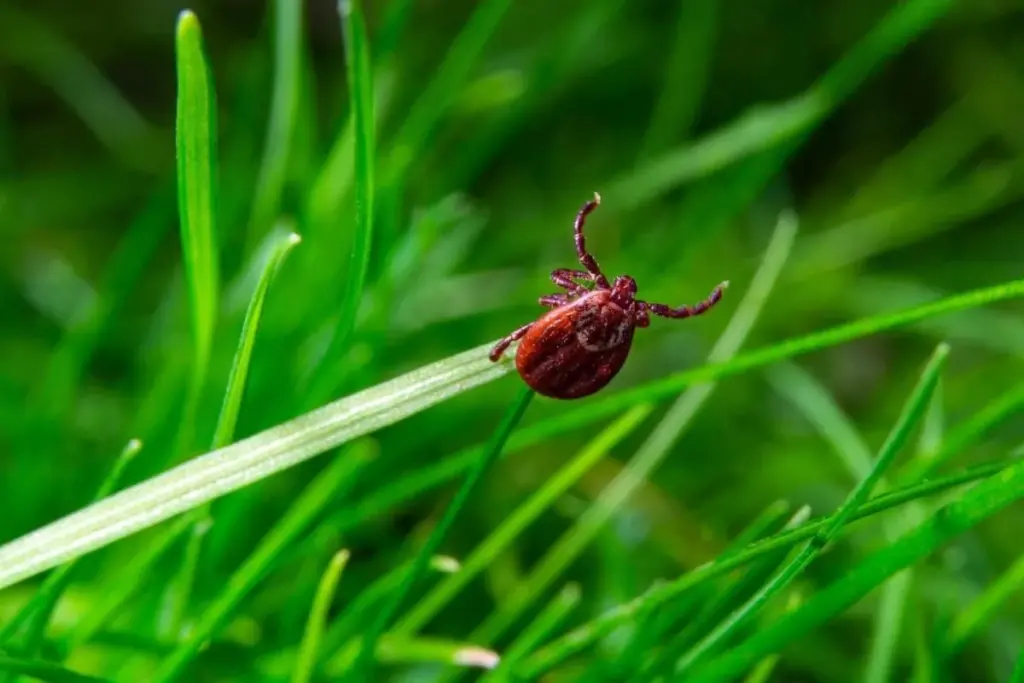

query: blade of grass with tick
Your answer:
[151,444,373,682]
[392,403,654,637]
[683,455,1024,683]
[304,0,376,408]
[465,209,798,654]
[4,275,1024,595]
[606,0,952,209]
[485,584,581,683]
[351,387,535,678]
[161,226,301,635]
[519,456,1019,679]
[0,439,142,646]
[290,549,350,683]
[174,9,220,459]
[671,344,949,677]
[245,0,304,253]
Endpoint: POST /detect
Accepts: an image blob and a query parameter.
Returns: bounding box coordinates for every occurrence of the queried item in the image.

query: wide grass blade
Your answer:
[0,341,510,592]
[174,9,220,455]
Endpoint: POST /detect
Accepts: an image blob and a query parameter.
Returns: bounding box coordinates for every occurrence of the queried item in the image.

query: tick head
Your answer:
[610,275,638,307]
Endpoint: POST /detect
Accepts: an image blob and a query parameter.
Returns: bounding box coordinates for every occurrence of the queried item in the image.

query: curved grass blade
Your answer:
[0,341,511,592]
[152,445,372,682]
[944,549,1024,654]
[291,549,350,683]
[351,387,535,677]
[488,584,581,683]
[520,456,1018,679]
[672,344,949,676]
[174,9,220,456]
[684,456,1024,683]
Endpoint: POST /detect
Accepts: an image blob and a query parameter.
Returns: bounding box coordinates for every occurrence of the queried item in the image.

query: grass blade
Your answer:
[0,656,113,683]
[486,584,581,682]
[174,9,220,455]
[352,387,535,676]
[152,446,372,681]
[245,0,304,250]
[291,549,350,683]
[685,455,1024,683]
[0,340,510,592]
[672,343,949,676]
[944,549,1024,654]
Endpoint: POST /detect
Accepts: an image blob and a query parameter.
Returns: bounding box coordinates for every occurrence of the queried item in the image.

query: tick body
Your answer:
[489,192,728,400]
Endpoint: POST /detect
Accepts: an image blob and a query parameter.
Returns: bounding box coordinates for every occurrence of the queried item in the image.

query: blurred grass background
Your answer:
[1,0,1024,681]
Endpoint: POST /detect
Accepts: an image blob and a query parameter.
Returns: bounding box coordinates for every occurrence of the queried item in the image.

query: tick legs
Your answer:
[551,268,594,295]
[489,322,533,361]
[574,192,611,289]
[539,293,569,308]
[640,280,729,320]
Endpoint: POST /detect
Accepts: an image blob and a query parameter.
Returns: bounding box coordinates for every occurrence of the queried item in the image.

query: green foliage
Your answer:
[1,0,1023,681]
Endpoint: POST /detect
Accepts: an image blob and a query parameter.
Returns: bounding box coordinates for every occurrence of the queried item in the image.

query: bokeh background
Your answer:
[1,0,1023,681]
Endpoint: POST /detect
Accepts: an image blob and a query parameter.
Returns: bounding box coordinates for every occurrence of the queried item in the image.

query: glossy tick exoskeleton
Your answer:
[489,192,729,400]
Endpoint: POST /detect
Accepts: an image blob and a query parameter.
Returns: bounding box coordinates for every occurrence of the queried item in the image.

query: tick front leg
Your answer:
[642,280,729,320]
[489,322,534,361]
[551,268,593,295]
[574,192,611,289]
[539,293,570,308]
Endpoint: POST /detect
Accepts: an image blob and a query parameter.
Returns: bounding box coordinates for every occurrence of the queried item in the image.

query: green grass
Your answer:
[2,1,1023,682]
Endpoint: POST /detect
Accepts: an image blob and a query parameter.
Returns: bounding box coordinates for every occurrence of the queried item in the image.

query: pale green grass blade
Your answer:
[672,344,948,676]
[152,445,372,681]
[863,569,913,683]
[0,439,141,646]
[291,549,350,683]
[487,584,581,683]
[637,0,718,159]
[520,457,1017,678]
[352,387,535,677]
[469,209,797,648]
[175,9,220,455]
[607,0,952,208]
[393,404,653,636]
[0,340,509,592]
[245,0,304,250]
[304,0,376,406]
[944,549,1024,654]
[0,656,113,683]
[684,456,1024,683]
[213,228,301,447]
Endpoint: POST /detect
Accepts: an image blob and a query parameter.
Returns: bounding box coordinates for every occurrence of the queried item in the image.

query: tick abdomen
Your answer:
[515,291,635,399]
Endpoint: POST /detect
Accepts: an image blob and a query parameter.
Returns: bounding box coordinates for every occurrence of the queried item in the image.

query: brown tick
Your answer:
[489,192,729,399]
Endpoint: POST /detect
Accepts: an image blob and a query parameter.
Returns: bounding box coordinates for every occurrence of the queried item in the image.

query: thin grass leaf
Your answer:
[944,549,1024,654]
[637,0,718,160]
[685,456,1024,683]
[520,457,1018,679]
[174,9,220,456]
[863,569,913,683]
[376,635,499,671]
[245,0,304,251]
[393,403,653,636]
[673,344,949,676]
[469,209,798,650]
[488,584,581,683]
[152,445,372,681]
[291,549,350,683]
[303,0,376,407]
[0,656,113,683]
[0,438,141,647]
[0,340,510,592]
[607,0,952,208]
[352,387,535,677]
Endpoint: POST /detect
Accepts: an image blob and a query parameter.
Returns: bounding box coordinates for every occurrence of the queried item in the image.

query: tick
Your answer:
[489,192,729,400]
